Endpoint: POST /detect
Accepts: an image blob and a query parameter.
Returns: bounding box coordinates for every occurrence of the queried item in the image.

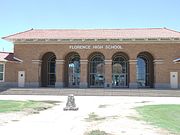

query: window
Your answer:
[137,57,148,87]
[136,52,154,88]
[0,63,5,82]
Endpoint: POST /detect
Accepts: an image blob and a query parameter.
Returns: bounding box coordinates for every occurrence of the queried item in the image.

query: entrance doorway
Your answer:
[41,52,56,87]
[170,72,178,88]
[112,53,129,88]
[89,52,105,87]
[112,73,126,87]
[67,53,80,87]
[18,71,25,87]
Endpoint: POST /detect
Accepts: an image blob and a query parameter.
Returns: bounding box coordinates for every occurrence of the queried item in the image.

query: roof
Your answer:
[3,28,180,41]
[0,52,22,62]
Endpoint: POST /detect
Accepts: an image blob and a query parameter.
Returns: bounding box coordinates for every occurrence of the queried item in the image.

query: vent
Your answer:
[160,38,171,41]
[173,38,180,40]
[110,39,120,41]
[135,38,145,41]
[49,39,58,42]
[147,38,158,41]
[122,38,132,41]
[26,39,34,42]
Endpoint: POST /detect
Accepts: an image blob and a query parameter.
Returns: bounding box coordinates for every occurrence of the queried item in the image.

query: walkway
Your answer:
[0,88,180,97]
[0,95,180,135]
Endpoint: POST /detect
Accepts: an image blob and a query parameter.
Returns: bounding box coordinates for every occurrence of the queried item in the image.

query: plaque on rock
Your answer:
[63,94,79,111]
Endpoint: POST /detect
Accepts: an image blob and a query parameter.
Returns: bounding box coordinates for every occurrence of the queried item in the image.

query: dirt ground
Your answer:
[0,95,180,135]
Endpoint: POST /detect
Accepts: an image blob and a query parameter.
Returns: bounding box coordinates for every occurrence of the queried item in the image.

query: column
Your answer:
[129,60,138,88]
[80,60,88,88]
[104,60,112,88]
[31,60,42,87]
[153,60,167,88]
[55,60,64,88]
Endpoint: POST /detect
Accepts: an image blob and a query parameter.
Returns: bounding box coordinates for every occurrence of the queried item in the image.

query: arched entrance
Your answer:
[41,52,56,87]
[65,52,80,87]
[112,53,129,87]
[89,52,105,87]
[137,52,154,88]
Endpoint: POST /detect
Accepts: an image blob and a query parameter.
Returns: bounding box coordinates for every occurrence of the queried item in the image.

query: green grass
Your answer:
[136,104,180,134]
[0,100,57,113]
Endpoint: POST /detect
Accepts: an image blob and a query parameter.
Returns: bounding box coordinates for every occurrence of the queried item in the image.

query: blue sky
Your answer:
[1,0,180,52]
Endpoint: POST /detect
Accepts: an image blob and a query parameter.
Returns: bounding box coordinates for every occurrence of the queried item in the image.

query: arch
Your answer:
[88,52,105,87]
[112,52,129,87]
[41,52,56,87]
[88,52,105,61]
[136,51,154,88]
[112,52,129,60]
[64,52,80,87]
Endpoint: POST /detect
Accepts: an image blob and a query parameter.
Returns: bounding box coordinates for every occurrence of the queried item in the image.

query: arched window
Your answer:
[41,52,56,87]
[67,53,80,87]
[89,53,105,87]
[112,53,129,87]
[137,52,154,88]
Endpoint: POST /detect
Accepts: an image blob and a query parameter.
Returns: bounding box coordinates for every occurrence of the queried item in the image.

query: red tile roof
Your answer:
[0,52,21,62]
[3,28,180,40]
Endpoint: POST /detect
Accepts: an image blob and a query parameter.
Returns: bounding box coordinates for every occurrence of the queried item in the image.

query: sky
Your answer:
[1,0,180,52]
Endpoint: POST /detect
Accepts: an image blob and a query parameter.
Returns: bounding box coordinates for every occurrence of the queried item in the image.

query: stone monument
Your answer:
[63,94,79,111]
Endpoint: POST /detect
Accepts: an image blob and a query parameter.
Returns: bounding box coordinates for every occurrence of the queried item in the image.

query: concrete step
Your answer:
[0,88,180,97]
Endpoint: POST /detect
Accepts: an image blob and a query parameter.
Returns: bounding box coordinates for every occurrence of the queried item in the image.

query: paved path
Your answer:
[0,88,180,97]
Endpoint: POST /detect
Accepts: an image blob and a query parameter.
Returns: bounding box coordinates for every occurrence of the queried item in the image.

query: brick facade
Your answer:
[1,42,179,89]
[1,28,180,89]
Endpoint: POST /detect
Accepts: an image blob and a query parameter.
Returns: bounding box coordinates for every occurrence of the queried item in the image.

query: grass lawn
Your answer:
[136,104,180,134]
[0,100,57,113]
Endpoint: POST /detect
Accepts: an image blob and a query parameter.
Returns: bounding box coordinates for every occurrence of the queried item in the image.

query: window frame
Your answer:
[0,63,5,82]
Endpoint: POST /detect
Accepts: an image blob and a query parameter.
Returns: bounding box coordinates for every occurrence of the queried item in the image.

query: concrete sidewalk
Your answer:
[0,88,180,97]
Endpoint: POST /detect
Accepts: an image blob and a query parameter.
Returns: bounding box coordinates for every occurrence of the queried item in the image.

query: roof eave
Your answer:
[2,28,33,41]
[173,58,180,63]
[13,57,23,63]
[10,37,180,44]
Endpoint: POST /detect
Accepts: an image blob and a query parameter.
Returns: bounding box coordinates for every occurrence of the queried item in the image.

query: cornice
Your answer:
[13,38,180,44]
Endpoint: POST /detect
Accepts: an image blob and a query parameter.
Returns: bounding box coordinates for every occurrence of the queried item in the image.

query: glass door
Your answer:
[48,56,56,87]
[89,54,105,88]
[112,73,126,87]
[68,60,80,87]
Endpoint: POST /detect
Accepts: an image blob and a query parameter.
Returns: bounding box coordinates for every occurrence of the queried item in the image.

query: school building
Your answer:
[0,28,180,89]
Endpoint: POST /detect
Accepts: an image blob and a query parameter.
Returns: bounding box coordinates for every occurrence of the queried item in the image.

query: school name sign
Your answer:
[69,45,123,50]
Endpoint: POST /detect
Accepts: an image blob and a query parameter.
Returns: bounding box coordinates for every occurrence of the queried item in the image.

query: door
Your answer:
[112,74,126,87]
[69,72,80,87]
[18,71,25,87]
[119,74,126,86]
[170,72,178,88]
[68,55,80,88]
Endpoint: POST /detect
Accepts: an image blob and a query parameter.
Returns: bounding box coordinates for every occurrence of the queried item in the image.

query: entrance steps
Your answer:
[0,88,180,97]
